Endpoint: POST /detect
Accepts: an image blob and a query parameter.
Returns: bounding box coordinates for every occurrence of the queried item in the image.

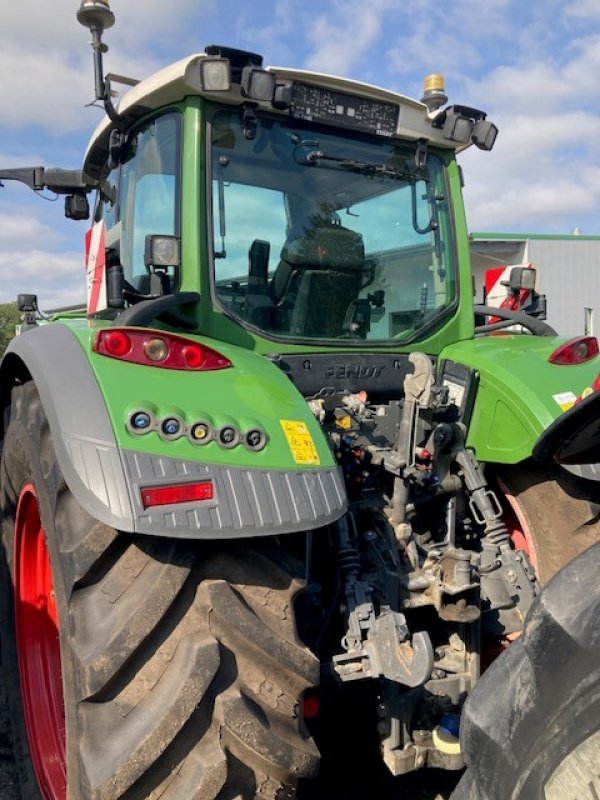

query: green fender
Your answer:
[440,335,600,464]
[0,320,347,539]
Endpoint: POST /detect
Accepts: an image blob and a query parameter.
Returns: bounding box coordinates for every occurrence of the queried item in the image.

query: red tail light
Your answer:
[141,481,214,508]
[302,693,321,720]
[94,329,231,370]
[548,336,599,366]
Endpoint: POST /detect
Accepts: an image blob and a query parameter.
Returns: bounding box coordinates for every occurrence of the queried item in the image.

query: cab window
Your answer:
[94,112,182,293]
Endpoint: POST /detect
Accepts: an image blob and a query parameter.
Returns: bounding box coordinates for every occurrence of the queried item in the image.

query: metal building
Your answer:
[469,232,600,337]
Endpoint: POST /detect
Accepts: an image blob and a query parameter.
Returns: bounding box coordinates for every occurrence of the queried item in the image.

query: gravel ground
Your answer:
[0,672,18,799]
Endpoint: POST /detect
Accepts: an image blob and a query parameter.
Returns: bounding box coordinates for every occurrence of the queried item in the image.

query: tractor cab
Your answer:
[71,18,498,353]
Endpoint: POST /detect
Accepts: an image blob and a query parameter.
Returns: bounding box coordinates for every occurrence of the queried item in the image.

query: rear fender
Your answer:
[440,336,600,464]
[1,323,135,531]
[0,323,347,538]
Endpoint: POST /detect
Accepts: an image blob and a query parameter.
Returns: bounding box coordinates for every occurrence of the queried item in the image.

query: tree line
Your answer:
[0,303,22,358]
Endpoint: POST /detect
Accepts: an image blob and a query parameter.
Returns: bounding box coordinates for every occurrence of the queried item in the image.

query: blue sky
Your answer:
[1,0,600,307]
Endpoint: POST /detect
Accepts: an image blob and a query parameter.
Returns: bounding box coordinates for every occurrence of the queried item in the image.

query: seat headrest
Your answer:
[280,225,365,271]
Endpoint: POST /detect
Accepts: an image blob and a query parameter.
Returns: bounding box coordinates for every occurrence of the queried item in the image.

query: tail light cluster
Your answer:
[94,328,231,371]
[548,336,599,365]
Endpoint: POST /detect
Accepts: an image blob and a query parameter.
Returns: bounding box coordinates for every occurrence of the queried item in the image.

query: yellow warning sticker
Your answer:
[280,419,321,465]
[552,391,577,412]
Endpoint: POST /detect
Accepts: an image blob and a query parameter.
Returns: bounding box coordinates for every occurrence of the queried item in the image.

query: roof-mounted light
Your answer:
[442,112,473,144]
[472,119,499,151]
[437,105,499,150]
[198,57,231,92]
[421,73,448,114]
[76,0,115,33]
[241,66,276,102]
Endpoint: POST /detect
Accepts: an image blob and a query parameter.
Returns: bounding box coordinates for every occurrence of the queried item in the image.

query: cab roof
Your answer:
[83,53,463,181]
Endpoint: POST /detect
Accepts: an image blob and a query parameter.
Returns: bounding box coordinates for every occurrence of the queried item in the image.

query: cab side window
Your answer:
[93,112,182,293]
[95,166,119,230]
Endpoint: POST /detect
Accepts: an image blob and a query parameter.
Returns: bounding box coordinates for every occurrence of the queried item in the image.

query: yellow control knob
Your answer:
[432,724,461,755]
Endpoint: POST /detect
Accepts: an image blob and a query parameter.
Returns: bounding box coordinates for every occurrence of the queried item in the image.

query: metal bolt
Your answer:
[505,569,517,584]
[415,753,426,769]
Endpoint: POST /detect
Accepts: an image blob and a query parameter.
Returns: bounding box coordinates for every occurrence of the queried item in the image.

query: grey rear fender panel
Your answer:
[1,323,348,538]
[3,323,135,530]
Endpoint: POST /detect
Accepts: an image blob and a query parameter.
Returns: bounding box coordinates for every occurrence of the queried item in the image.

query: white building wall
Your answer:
[529,240,600,336]
[470,237,600,337]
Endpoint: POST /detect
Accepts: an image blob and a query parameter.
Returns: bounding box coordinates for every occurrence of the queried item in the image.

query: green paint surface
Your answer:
[49,99,593,474]
[441,335,600,463]
[66,319,336,470]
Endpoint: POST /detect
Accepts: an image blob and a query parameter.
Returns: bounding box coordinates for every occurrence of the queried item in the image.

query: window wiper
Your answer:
[297,147,424,182]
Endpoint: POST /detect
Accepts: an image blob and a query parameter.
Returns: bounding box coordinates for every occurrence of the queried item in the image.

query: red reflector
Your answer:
[94,328,231,371]
[141,481,214,508]
[302,694,321,720]
[548,336,599,365]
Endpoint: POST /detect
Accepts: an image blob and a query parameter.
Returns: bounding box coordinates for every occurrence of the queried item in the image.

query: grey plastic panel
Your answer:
[5,324,136,530]
[123,450,347,538]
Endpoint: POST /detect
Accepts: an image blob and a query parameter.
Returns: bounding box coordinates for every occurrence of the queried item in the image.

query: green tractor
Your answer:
[1,2,599,798]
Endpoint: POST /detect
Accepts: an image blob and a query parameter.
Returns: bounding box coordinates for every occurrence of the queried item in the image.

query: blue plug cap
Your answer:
[439,713,460,738]
[131,411,151,429]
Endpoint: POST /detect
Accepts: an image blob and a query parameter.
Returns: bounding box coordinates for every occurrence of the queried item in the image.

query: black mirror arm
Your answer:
[474,304,557,336]
[113,292,200,330]
[0,167,95,195]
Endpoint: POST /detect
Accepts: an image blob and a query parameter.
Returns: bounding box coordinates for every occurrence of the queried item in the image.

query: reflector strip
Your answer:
[141,481,214,508]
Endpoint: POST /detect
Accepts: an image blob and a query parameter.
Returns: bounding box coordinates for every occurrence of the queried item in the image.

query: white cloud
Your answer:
[564,0,600,19]
[238,0,297,67]
[0,44,91,132]
[0,212,66,249]
[304,0,395,75]
[0,250,84,308]
[460,107,600,232]
[0,0,215,134]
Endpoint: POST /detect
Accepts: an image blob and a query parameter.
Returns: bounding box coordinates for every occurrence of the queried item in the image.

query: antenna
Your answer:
[76,1,121,125]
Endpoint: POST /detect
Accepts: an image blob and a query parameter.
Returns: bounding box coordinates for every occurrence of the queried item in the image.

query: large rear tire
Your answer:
[451,541,600,800]
[493,459,600,583]
[0,383,319,800]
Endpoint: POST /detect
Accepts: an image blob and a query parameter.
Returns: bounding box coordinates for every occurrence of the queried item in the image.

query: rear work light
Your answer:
[94,329,231,371]
[548,336,599,366]
[141,481,214,508]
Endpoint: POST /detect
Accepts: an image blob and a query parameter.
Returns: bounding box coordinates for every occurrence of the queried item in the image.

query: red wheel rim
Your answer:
[482,478,541,668]
[496,477,539,574]
[14,485,66,800]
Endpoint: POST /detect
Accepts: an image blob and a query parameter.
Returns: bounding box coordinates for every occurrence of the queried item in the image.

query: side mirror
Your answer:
[17,294,39,328]
[17,294,38,313]
[508,266,536,294]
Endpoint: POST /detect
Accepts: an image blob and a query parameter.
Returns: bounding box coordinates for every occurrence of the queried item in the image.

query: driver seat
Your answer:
[271,224,365,336]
